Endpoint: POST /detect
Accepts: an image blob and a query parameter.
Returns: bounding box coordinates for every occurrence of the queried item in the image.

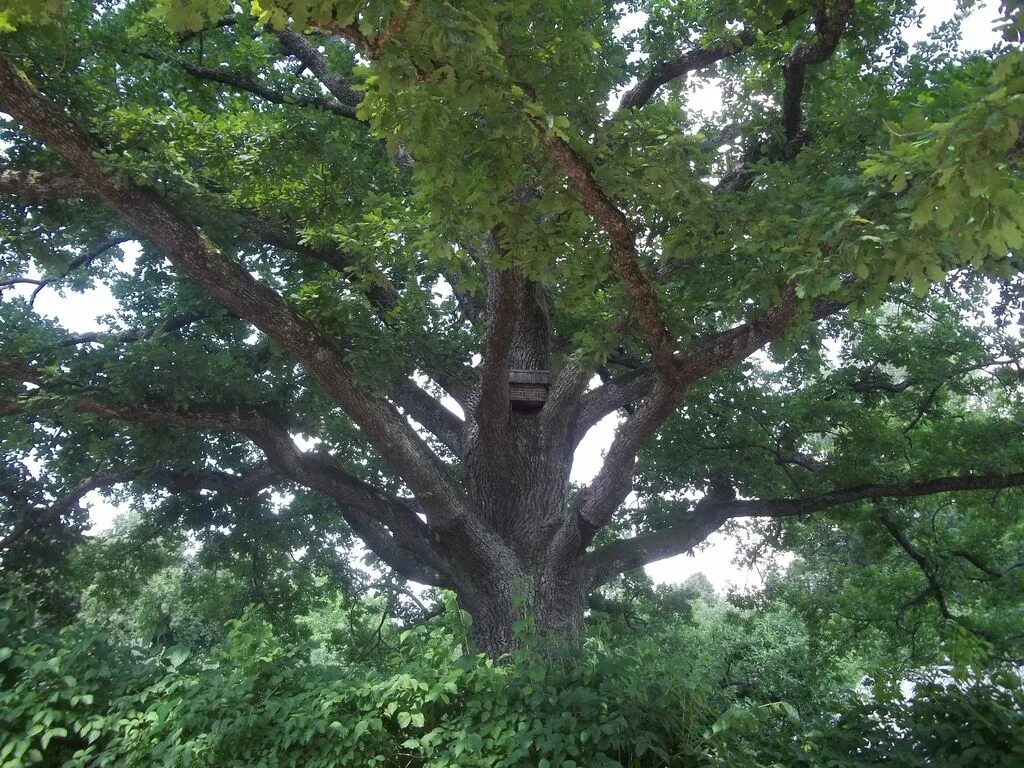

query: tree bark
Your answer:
[450,538,589,658]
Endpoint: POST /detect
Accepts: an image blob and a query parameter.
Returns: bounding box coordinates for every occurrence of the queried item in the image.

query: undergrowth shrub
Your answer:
[2,588,1021,768]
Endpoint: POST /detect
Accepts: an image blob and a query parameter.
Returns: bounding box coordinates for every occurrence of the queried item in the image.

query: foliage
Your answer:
[4,576,1024,768]
[764,672,1024,767]
[1,1,1024,764]
[0,584,724,768]
[1,0,1021,632]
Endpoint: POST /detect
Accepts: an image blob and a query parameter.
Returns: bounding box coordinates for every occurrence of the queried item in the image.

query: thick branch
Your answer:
[574,365,653,438]
[249,217,473,404]
[711,472,1024,520]
[676,292,844,385]
[782,1,854,143]
[0,358,44,384]
[1,171,467,421]
[714,4,853,192]
[574,294,845,442]
[445,270,484,324]
[951,549,1024,580]
[571,378,682,541]
[1,385,449,584]
[235,415,450,585]
[391,378,463,455]
[473,267,520,434]
[276,28,363,108]
[248,219,401,313]
[588,471,1024,586]
[1,469,134,552]
[542,355,595,444]
[0,167,95,200]
[619,11,799,112]
[61,311,206,346]
[850,374,915,394]
[536,130,675,375]
[0,56,468,531]
[774,449,827,472]
[567,292,844,544]
[619,31,757,111]
[449,239,492,324]
[588,502,726,588]
[152,464,281,497]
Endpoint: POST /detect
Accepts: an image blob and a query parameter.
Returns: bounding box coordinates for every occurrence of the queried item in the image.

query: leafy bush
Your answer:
[0,592,149,767]
[771,673,1024,768]
[0,586,777,768]
[3,586,1022,768]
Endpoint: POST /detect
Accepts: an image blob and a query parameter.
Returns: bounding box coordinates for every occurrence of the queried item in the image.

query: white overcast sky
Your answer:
[5,0,1003,592]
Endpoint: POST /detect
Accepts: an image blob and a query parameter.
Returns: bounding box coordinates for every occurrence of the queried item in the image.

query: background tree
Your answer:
[1,0,1023,656]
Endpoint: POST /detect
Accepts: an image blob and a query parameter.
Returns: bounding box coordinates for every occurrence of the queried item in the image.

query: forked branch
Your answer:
[574,293,845,442]
[782,0,855,143]
[619,11,798,111]
[0,237,129,308]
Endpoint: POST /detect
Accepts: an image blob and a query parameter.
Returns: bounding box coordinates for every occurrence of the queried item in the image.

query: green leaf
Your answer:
[166,645,190,668]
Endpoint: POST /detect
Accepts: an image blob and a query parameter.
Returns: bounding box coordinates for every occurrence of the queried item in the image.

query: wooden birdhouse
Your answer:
[509,369,550,408]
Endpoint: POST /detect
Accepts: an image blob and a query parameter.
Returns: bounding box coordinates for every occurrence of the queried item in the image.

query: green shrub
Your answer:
[3,589,1022,768]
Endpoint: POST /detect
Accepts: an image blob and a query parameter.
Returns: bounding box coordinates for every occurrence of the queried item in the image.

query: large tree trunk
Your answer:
[452,546,590,658]
[441,270,593,657]
[448,421,590,657]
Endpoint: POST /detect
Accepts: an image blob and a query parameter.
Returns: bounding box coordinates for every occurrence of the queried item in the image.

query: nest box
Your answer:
[509,369,550,408]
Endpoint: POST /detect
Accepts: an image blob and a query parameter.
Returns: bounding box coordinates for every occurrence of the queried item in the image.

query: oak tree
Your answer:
[1,0,1023,656]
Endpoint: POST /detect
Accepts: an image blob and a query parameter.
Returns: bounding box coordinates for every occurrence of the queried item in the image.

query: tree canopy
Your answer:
[1,0,1023,667]
[2,0,1024,764]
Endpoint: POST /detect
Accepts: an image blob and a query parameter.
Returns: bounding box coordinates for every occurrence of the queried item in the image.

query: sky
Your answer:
[3,0,1005,593]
